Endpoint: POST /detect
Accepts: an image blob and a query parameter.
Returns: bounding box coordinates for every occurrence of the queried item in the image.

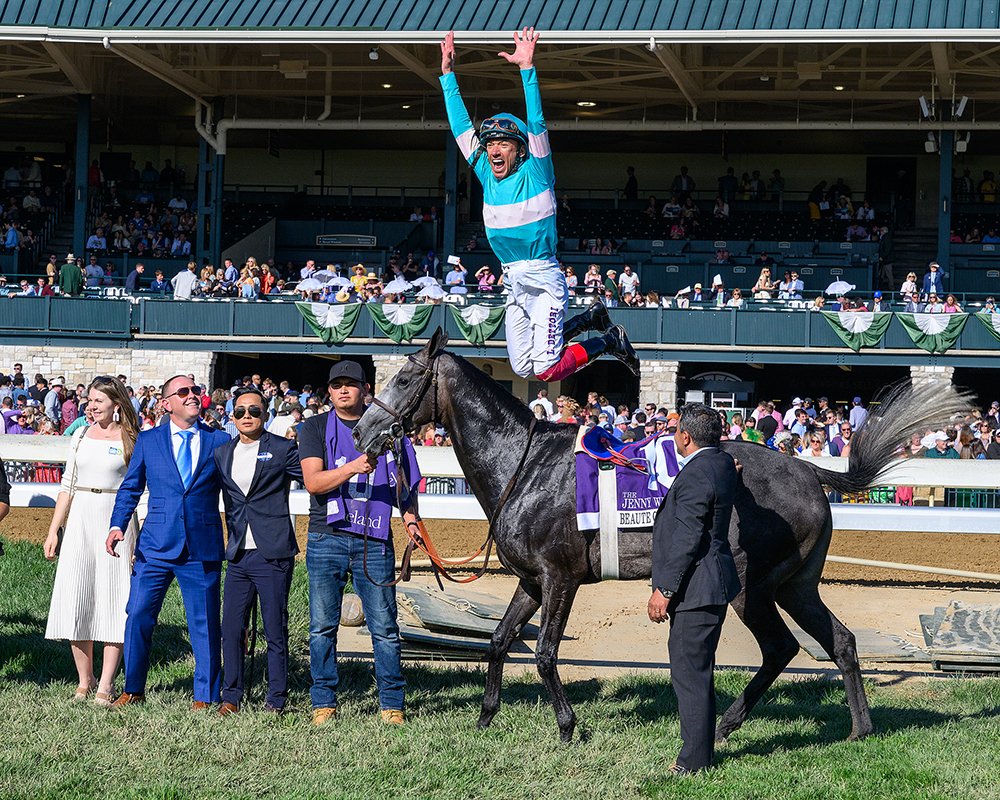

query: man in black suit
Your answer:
[214,387,302,714]
[648,403,742,775]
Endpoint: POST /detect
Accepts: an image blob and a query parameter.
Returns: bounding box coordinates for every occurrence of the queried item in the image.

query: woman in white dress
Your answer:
[44,376,140,705]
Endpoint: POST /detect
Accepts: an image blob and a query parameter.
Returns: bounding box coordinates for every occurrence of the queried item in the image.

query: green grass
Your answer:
[1,539,999,800]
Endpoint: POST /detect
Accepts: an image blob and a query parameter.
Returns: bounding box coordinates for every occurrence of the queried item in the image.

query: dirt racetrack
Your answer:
[4,509,998,586]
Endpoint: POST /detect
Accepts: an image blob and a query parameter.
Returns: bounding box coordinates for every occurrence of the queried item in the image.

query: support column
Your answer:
[372,354,409,394]
[73,94,91,260]
[638,358,679,411]
[442,134,458,260]
[937,130,954,281]
[910,364,955,390]
[196,136,211,266]
[212,152,225,268]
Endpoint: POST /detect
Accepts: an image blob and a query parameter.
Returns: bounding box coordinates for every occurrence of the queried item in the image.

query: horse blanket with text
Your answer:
[575,431,681,578]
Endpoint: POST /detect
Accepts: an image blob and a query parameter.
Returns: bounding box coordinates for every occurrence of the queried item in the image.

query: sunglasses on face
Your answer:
[232,405,263,420]
[165,385,203,400]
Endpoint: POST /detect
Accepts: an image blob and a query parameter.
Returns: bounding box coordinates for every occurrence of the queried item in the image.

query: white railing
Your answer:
[5,433,1000,532]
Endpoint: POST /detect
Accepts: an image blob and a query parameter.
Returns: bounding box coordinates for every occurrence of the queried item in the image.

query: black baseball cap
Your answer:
[328,360,367,385]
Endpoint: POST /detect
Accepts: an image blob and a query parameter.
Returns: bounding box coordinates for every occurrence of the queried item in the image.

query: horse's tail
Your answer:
[807,380,973,496]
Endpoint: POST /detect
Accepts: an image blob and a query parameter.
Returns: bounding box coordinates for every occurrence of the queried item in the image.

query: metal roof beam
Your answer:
[110,43,215,98]
[41,41,90,92]
[651,42,699,117]
[931,42,953,91]
[380,44,440,90]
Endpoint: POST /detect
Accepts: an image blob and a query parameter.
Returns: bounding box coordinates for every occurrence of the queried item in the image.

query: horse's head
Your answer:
[353,327,449,457]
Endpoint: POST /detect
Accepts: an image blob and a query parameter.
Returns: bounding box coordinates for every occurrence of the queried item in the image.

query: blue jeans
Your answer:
[306,531,404,711]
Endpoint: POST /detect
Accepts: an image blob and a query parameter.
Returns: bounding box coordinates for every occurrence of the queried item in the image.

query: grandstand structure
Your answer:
[2,1,1000,406]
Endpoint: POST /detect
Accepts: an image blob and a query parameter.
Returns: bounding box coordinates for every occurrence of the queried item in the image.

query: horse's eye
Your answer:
[397,376,409,387]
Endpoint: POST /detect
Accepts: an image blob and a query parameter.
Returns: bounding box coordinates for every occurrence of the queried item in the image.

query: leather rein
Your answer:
[361,350,538,587]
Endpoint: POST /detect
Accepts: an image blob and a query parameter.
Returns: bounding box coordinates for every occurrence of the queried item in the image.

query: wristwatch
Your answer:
[657,587,675,599]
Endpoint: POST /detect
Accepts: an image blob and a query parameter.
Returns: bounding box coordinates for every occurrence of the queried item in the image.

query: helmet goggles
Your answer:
[479,116,527,146]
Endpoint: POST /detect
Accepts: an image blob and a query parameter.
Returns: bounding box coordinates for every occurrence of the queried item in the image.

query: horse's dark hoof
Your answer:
[558,719,577,743]
[848,725,875,742]
[477,711,496,730]
[715,733,728,746]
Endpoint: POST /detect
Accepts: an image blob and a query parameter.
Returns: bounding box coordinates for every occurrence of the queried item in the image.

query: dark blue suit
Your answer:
[214,431,302,708]
[110,421,231,702]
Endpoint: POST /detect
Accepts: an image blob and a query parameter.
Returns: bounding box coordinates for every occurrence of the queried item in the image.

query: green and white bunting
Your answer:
[369,303,434,343]
[896,312,969,354]
[976,311,1000,343]
[296,302,362,344]
[449,303,505,345]
[821,311,892,351]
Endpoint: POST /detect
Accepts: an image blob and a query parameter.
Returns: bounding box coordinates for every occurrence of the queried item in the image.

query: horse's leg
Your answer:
[716,589,800,742]
[534,578,581,743]
[478,579,542,729]
[776,583,874,741]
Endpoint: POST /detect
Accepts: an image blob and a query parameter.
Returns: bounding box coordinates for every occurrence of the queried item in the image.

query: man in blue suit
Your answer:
[106,374,231,708]
[214,387,302,715]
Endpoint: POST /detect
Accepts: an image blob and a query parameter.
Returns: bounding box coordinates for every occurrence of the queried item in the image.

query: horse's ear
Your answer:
[427,326,449,355]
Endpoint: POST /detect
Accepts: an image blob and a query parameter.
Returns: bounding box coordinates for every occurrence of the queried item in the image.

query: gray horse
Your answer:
[355,329,968,743]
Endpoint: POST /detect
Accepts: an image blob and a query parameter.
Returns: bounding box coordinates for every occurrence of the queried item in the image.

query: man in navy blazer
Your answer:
[648,403,742,775]
[214,387,302,715]
[106,374,231,708]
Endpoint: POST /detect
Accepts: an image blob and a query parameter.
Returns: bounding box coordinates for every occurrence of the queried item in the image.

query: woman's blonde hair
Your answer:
[88,375,140,466]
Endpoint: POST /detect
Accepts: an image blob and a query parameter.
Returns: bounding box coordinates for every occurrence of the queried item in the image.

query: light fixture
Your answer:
[919,95,933,119]
[382,83,392,89]
[833,85,845,91]
[576,100,596,107]
[401,104,411,109]
[955,95,969,118]
[15,94,24,98]
[925,131,937,154]
[759,74,770,82]
[369,47,379,61]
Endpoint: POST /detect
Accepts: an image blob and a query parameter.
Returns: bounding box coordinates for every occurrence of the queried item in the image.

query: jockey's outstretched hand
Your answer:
[441,30,456,74]
[499,27,538,70]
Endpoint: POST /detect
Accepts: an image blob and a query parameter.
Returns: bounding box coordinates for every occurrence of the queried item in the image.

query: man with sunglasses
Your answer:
[213,388,303,716]
[106,374,232,709]
[440,28,638,383]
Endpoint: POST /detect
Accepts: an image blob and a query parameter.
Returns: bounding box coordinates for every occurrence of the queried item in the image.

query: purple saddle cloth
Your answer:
[576,433,681,531]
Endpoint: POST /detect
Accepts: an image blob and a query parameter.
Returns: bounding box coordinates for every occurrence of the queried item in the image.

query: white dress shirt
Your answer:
[169,420,201,468]
[231,437,260,549]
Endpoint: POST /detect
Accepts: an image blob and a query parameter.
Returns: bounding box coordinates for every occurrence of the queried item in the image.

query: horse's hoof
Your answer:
[477,711,496,730]
[715,734,728,746]
[847,725,875,742]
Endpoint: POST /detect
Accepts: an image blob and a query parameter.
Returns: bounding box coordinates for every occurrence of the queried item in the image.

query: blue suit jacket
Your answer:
[110,421,231,561]
[213,430,303,560]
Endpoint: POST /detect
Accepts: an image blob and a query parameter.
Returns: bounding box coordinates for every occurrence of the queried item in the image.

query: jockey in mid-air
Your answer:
[440,28,639,382]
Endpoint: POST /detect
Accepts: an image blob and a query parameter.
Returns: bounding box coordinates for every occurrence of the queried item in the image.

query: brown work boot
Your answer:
[311,707,336,726]
[191,701,212,711]
[218,702,239,717]
[109,692,145,708]
[380,709,405,726]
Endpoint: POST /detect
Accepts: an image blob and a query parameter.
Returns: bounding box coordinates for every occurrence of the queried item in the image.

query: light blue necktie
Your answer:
[176,429,195,488]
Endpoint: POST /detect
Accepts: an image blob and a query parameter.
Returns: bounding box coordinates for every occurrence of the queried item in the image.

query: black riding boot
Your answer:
[577,324,640,376]
[563,300,612,341]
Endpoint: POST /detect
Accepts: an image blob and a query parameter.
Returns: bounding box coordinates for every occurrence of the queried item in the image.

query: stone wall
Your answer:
[0,345,216,390]
[909,364,955,390]
[639,359,679,411]
[372,354,409,394]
